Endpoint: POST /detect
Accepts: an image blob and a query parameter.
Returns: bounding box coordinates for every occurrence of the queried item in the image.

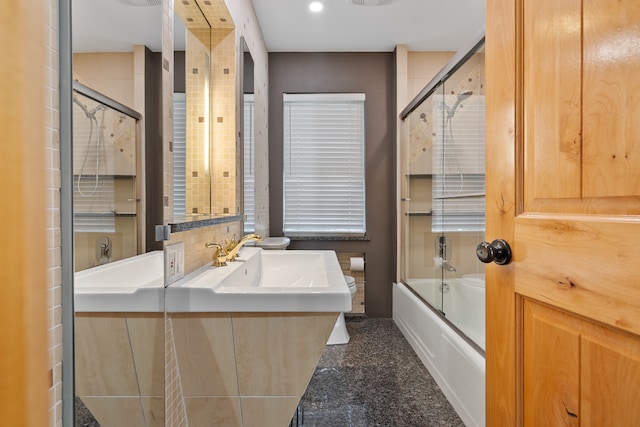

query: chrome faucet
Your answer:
[226,233,263,261]
[443,260,457,272]
[205,242,228,267]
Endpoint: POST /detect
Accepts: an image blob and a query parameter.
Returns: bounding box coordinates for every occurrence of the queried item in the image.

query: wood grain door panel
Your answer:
[487,0,640,425]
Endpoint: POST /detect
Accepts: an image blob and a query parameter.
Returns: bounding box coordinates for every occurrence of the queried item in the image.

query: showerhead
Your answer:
[447,90,474,118]
[457,90,473,101]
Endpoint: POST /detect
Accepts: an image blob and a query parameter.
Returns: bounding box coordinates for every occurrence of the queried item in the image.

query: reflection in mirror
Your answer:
[71,0,165,425]
[72,85,141,271]
[171,0,238,226]
[242,38,255,234]
[173,4,212,220]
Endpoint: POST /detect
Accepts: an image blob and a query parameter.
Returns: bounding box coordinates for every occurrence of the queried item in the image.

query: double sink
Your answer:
[75,247,352,313]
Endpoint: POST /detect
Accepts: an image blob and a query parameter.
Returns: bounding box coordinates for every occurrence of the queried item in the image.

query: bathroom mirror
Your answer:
[71,1,166,425]
[173,3,213,221]
[171,0,238,226]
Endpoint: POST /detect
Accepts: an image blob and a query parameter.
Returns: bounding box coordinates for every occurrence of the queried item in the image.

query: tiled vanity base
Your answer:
[75,313,165,427]
[167,312,337,427]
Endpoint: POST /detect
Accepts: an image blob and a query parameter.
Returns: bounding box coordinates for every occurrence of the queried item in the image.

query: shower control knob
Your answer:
[476,239,512,265]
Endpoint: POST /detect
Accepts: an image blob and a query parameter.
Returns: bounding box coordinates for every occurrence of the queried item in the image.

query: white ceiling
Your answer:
[72,0,485,54]
[250,0,486,52]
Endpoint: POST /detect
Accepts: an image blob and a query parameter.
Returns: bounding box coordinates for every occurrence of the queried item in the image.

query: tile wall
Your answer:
[185,28,213,214]
[210,27,237,214]
[225,0,270,236]
[46,0,63,424]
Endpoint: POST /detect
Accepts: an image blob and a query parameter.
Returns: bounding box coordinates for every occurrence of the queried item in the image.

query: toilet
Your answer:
[327,275,357,345]
[256,236,291,250]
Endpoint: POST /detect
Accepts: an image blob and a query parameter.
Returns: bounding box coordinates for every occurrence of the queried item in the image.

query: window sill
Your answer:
[286,234,371,241]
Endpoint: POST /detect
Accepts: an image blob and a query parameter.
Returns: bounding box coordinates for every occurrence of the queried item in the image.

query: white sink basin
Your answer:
[165,247,352,312]
[74,251,165,312]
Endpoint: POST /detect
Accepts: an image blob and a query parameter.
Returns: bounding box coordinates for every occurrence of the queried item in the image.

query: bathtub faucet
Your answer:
[227,234,263,262]
[443,260,456,272]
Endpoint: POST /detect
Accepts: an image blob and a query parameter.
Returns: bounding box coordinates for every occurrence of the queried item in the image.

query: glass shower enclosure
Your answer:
[72,82,142,272]
[400,37,486,352]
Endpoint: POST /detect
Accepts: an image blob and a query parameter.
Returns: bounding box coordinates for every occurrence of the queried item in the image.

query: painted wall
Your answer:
[268,52,397,318]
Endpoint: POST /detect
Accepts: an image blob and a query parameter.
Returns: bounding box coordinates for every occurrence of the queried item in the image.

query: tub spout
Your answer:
[443,260,456,272]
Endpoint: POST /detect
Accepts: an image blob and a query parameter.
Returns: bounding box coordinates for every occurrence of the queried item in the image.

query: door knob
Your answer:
[476,239,512,265]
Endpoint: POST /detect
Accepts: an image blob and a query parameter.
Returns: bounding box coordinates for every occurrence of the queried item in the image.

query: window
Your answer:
[173,93,187,217]
[283,93,366,235]
[243,94,255,233]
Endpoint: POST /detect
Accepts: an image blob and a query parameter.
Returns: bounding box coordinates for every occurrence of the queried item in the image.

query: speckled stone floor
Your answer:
[296,317,464,427]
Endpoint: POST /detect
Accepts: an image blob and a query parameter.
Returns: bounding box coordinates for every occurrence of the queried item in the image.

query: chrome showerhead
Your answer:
[447,90,474,118]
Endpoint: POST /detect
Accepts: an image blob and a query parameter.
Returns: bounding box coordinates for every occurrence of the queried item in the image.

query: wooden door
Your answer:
[486,0,640,425]
[0,2,49,426]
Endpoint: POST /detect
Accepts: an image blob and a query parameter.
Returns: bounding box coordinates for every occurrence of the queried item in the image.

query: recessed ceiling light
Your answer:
[309,1,324,12]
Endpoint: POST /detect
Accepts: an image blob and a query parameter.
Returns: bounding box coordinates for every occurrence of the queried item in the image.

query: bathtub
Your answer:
[393,279,485,427]
[404,275,485,350]
[74,250,165,312]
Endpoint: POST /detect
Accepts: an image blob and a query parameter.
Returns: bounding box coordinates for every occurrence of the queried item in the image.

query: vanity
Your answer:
[164,247,350,426]
[74,252,165,426]
[75,246,350,426]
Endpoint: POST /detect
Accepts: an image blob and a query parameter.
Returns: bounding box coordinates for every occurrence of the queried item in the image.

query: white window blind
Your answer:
[432,95,485,232]
[73,176,116,232]
[243,95,255,233]
[173,93,187,217]
[283,93,366,235]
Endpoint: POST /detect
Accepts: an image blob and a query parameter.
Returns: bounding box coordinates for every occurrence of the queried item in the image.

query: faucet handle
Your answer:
[224,234,237,252]
[205,242,228,267]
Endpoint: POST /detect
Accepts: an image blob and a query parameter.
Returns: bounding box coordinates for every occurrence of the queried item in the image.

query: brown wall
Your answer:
[268,52,396,317]
[145,48,164,252]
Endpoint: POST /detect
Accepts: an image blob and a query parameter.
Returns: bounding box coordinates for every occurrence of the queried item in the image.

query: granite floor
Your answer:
[295,317,465,427]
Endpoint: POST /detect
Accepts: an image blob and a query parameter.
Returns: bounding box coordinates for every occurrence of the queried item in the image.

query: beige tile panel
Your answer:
[240,396,301,427]
[170,313,239,396]
[126,313,165,396]
[75,313,138,396]
[184,397,242,427]
[232,312,338,396]
[141,396,165,427]
[79,396,146,427]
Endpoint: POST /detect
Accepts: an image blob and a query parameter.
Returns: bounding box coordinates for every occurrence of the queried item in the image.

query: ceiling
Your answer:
[71,0,485,54]
[251,0,486,52]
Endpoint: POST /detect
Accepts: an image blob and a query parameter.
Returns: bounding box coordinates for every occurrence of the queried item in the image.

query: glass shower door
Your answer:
[401,42,486,351]
[402,83,447,313]
[72,89,140,271]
